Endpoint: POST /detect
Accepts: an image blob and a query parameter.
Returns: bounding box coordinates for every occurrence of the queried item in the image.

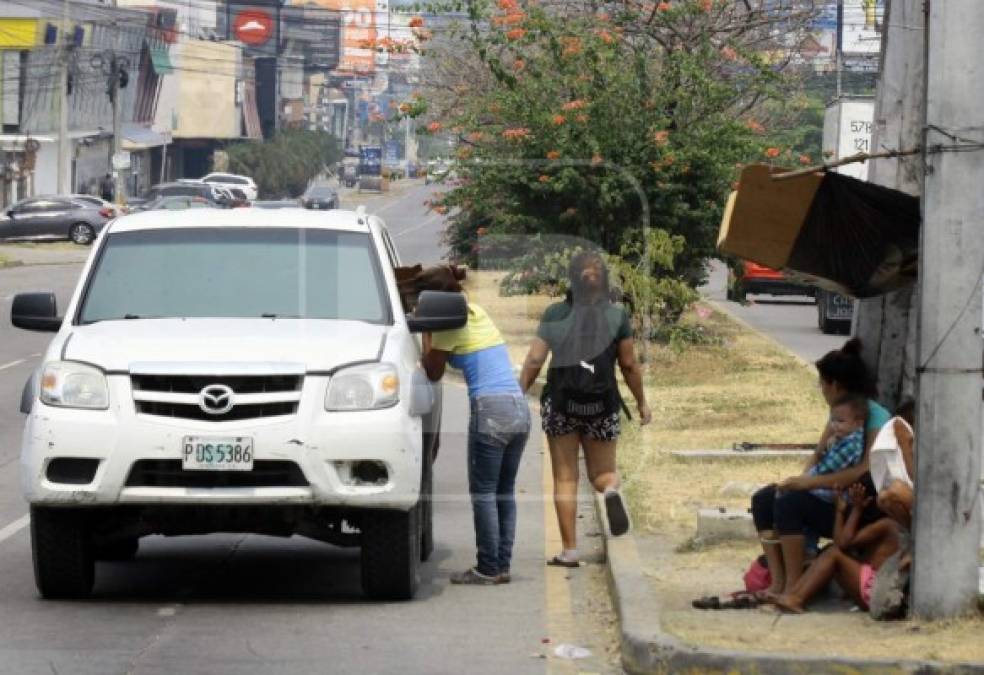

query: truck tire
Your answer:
[95,537,139,561]
[361,506,421,600]
[31,506,95,599]
[420,449,434,562]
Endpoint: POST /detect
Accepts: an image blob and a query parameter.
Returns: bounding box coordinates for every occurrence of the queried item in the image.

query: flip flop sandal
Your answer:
[546,555,581,568]
[691,595,722,610]
[719,595,759,609]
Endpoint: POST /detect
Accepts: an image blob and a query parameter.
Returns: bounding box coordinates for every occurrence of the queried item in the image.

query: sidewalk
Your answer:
[0,243,90,267]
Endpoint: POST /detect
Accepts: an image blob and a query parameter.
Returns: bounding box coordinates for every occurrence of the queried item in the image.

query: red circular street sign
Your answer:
[233,10,274,46]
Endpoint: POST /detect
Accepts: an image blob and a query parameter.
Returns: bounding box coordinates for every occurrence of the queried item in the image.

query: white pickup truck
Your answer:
[12,207,464,600]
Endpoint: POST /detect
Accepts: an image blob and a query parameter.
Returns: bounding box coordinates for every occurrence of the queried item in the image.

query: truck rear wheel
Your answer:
[361,506,421,600]
[95,537,140,561]
[31,506,95,599]
[420,450,434,562]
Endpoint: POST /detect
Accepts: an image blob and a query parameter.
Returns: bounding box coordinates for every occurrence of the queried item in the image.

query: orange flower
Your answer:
[427,121,443,133]
[764,147,781,158]
[408,16,424,28]
[799,154,812,165]
[597,29,615,44]
[657,1,671,10]
[700,0,713,11]
[546,150,561,160]
[502,127,532,141]
[721,46,737,61]
[467,131,486,143]
[746,119,765,134]
[477,227,488,236]
[653,130,670,146]
[552,114,567,125]
[574,113,589,123]
[562,37,582,56]
[498,0,518,9]
[493,12,526,26]
[513,58,526,72]
[591,154,604,166]
[506,28,527,40]
[561,99,587,111]
[538,174,551,183]
[433,205,449,215]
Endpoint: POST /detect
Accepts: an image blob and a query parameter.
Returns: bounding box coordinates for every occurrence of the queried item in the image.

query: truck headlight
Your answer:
[40,361,109,410]
[326,363,400,411]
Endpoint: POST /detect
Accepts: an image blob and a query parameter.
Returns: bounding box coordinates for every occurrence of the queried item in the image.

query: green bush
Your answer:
[225,130,342,198]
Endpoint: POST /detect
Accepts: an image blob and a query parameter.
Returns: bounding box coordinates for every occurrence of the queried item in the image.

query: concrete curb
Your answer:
[593,494,984,674]
[0,259,24,269]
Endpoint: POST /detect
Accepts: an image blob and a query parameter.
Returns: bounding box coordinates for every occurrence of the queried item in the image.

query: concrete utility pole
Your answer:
[56,0,70,194]
[913,0,984,619]
[854,0,926,410]
[110,54,123,205]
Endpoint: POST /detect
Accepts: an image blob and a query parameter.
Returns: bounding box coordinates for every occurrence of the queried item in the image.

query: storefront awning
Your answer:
[718,164,921,298]
[122,124,171,151]
[149,46,173,75]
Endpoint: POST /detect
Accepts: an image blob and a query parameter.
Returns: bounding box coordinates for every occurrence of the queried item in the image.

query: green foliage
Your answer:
[225,130,342,198]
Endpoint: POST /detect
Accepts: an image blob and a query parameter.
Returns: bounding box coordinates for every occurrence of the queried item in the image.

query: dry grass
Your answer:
[4,241,81,251]
[472,269,984,666]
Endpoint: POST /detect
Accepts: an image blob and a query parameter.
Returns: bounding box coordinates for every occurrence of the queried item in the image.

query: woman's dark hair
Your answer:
[565,250,610,304]
[412,265,466,293]
[815,337,876,397]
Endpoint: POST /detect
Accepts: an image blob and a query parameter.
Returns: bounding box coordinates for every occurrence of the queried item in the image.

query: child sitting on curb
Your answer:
[769,483,901,614]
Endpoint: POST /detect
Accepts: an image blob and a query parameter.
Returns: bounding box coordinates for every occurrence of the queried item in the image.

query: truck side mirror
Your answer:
[11,292,62,332]
[406,291,467,333]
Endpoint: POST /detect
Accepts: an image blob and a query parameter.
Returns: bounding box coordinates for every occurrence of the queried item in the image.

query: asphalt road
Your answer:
[0,184,618,675]
[702,260,847,363]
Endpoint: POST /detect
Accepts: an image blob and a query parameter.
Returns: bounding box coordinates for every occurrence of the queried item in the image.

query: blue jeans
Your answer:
[468,393,531,577]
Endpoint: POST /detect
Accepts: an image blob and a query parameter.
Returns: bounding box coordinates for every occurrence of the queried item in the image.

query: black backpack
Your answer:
[546,303,624,419]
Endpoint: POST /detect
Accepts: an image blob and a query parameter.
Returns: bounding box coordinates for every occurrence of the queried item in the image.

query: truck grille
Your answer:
[131,374,303,421]
[125,460,309,488]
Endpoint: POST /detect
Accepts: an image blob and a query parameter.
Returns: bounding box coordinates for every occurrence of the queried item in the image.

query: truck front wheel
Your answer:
[360,505,421,600]
[31,506,95,599]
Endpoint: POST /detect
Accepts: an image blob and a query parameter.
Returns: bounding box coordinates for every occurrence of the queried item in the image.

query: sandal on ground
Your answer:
[719,595,759,609]
[546,555,581,568]
[692,595,722,610]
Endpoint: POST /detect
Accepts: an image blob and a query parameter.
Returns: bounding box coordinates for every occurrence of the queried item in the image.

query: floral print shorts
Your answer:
[540,396,621,442]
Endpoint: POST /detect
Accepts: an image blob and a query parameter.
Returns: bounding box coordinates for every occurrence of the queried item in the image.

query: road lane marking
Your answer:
[392,212,442,239]
[0,514,29,545]
[0,353,41,373]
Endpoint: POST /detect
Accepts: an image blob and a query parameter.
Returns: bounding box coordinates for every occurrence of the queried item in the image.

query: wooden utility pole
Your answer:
[913,0,984,619]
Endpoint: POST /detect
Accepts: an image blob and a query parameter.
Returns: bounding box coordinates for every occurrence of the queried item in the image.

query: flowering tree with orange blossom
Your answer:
[405,0,821,290]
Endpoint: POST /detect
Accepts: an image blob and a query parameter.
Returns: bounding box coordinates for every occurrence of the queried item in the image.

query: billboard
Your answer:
[225,0,280,57]
[292,0,379,74]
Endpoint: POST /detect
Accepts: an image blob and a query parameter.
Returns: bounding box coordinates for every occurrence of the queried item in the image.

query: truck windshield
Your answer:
[78,228,391,324]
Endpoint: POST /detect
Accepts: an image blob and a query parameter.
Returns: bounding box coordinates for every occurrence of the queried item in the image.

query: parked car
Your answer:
[727,260,814,302]
[816,288,854,334]
[0,196,112,245]
[136,195,217,211]
[226,187,251,208]
[301,185,339,210]
[135,182,229,208]
[201,172,258,200]
[11,207,464,600]
[72,195,119,218]
[424,160,450,185]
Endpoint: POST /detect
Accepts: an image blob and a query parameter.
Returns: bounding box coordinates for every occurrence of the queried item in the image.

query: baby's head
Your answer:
[830,395,867,438]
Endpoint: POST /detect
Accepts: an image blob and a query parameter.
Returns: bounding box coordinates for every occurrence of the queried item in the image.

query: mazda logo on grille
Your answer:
[198,384,234,415]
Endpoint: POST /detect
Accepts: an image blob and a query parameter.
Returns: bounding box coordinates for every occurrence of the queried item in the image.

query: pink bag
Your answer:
[743,556,771,593]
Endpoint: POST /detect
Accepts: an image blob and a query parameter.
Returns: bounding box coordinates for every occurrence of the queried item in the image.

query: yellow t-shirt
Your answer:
[430,303,503,354]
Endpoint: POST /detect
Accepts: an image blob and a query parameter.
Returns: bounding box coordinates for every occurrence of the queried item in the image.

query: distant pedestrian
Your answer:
[417,265,532,585]
[520,251,651,568]
[99,173,114,202]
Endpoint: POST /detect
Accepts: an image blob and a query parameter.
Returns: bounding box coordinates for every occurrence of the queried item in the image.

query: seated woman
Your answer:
[750,338,891,596]
[771,483,901,613]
